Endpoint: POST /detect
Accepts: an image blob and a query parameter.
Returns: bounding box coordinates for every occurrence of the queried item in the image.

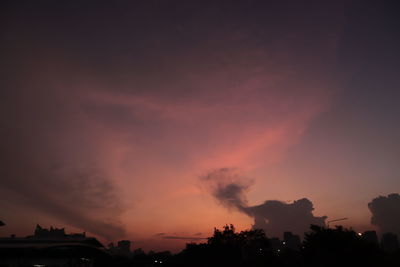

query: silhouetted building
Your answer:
[283,232,301,251]
[117,240,131,256]
[107,240,132,257]
[362,231,379,245]
[32,224,87,240]
[381,233,399,252]
[34,224,65,238]
[0,225,109,267]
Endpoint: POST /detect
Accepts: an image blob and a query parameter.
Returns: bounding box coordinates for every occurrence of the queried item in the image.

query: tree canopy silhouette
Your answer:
[302,225,384,267]
[180,224,274,267]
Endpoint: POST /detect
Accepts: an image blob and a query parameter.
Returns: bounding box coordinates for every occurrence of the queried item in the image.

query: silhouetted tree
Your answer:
[302,225,383,267]
[179,225,273,267]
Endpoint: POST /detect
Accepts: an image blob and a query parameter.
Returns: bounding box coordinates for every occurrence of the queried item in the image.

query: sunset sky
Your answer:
[1,1,400,252]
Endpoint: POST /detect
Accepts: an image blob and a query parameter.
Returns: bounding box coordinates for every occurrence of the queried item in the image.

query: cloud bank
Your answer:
[0,77,126,240]
[203,168,327,237]
[368,193,400,235]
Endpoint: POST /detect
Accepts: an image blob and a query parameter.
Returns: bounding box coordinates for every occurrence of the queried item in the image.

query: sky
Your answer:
[1,0,400,252]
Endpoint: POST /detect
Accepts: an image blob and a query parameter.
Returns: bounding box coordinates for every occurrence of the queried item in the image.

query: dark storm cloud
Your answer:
[0,68,126,240]
[0,156,126,240]
[201,168,252,212]
[368,194,400,235]
[244,198,327,237]
[203,168,327,237]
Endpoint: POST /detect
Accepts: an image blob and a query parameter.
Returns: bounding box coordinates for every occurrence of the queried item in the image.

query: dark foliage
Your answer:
[177,224,275,267]
[101,224,400,267]
[303,225,384,267]
[170,224,400,267]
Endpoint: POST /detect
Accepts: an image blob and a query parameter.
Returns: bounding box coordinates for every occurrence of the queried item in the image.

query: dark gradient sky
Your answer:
[1,1,400,252]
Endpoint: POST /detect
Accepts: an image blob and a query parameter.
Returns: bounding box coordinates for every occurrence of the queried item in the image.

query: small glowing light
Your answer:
[160,261,163,264]
[282,241,286,245]
[358,233,362,236]
[155,260,158,263]
[277,249,280,252]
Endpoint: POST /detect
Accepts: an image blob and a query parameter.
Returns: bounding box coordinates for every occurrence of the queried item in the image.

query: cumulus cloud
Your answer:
[201,168,252,211]
[203,168,327,237]
[368,193,400,235]
[244,198,327,237]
